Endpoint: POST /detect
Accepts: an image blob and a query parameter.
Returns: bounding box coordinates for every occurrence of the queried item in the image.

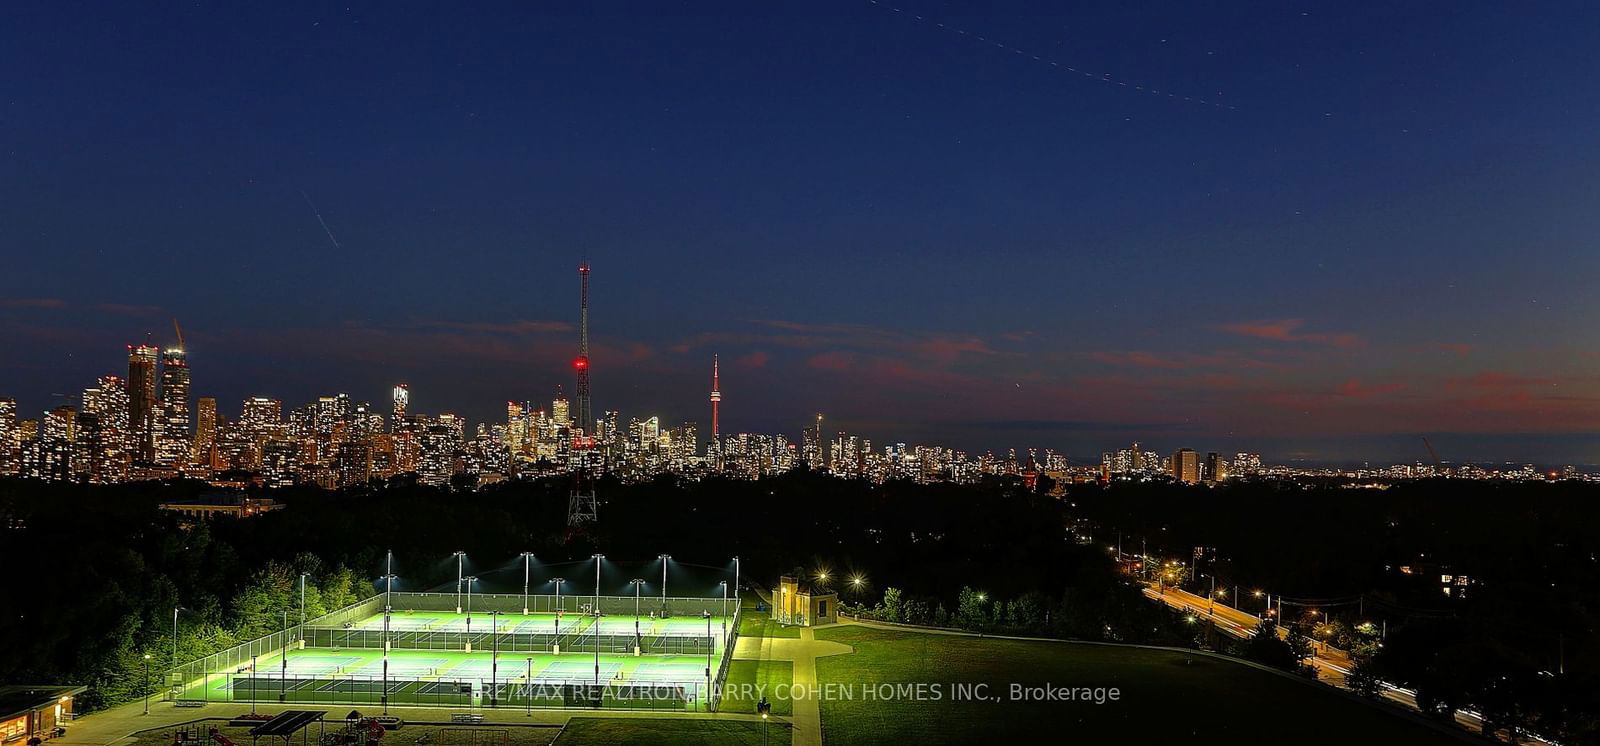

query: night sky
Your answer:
[4,2,1598,464]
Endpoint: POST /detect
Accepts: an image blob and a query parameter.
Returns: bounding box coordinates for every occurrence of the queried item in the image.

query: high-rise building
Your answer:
[41,405,77,481]
[127,344,159,461]
[83,376,130,434]
[0,397,16,475]
[802,414,823,468]
[551,395,570,430]
[1171,448,1200,484]
[1205,452,1227,483]
[195,397,218,465]
[392,384,409,428]
[157,346,191,464]
[1233,452,1263,476]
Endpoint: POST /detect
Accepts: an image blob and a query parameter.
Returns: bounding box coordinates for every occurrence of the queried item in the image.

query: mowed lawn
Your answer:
[722,659,795,716]
[814,626,1468,745]
[554,717,791,745]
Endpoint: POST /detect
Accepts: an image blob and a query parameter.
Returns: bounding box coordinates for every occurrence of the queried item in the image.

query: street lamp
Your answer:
[454,551,466,613]
[142,654,152,715]
[521,552,535,615]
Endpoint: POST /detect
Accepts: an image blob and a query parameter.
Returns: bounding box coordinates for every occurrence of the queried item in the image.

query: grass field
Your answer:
[720,660,795,717]
[737,610,800,639]
[812,625,1467,745]
[554,718,790,745]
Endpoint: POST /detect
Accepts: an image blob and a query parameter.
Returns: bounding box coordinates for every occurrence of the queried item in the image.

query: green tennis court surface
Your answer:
[354,610,731,637]
[175,644,724,709]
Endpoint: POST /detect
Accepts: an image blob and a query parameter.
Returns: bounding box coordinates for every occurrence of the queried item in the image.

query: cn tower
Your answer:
[574,262,592,435]
[709,354,721,437]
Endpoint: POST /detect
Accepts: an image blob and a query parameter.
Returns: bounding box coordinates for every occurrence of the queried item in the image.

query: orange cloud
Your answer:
[1216,318,1362,348]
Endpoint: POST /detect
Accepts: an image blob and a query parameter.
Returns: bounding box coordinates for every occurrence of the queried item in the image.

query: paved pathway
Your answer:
[732,626,852,746]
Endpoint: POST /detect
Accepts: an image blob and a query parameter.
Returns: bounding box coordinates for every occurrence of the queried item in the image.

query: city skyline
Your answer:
[1,334,1594,474]
[4,3,1599,463]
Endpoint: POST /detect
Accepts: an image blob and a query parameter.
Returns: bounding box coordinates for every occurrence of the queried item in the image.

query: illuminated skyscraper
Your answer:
[0,397,16,475]
[551,394,570,429]
[1171,448,1200,484]
[42,405,76,481]
[157,345,191,464]
[195,397,218,465]
[392,384,409,428]
[127,344,159,461]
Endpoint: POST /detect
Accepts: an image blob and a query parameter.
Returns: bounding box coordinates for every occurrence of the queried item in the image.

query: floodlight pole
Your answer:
[454,551,466,613]
[382,602,391,715]
[490,611,500,707]
[280,610,288,702]
[249,654,258,715]
[525,658,532,717]
[659,554,671,613]
[522,552,533,615]
[172,606,182,664]
[733,556,740,602]
[592,554,604,686]
[632,580,643,637]
[704,611,713,708]
[299,573,308,628]
[385,549,394,608]
[465,576,476,650]
[720,581,729,651]
[553,578,565,654]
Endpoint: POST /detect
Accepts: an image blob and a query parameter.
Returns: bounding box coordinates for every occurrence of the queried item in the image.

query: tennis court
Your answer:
[168,590,740,712]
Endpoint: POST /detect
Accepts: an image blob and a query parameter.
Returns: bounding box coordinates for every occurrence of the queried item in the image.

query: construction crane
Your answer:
[1422,437,1440,466]
[172,318,185,350]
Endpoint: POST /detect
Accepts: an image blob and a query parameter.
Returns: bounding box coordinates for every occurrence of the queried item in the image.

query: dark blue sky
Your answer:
[4,1,1598,463]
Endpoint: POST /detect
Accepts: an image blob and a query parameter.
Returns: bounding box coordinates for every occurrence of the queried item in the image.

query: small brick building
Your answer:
[772,574,837,627]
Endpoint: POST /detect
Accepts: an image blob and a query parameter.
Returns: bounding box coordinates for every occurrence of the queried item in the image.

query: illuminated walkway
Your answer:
[733,625,854,746]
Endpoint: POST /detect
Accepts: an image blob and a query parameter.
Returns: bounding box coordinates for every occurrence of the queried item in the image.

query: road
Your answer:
[1140,584,1541,742]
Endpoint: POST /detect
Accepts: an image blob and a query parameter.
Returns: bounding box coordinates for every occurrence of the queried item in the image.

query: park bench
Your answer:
[448,714,483,724]
[174,700,206,708]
